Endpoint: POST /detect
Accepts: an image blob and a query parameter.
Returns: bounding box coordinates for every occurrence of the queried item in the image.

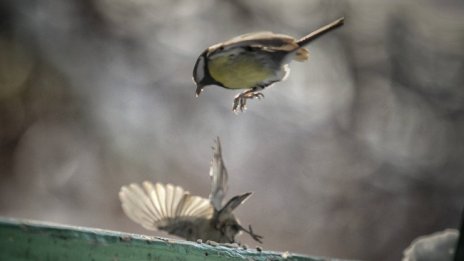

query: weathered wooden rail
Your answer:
[0,217,353,261]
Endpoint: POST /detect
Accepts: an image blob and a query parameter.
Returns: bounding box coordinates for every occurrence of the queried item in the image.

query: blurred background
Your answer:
[0,0,463,260]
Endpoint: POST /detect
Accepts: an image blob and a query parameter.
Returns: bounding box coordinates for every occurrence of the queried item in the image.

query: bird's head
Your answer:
[213,192,263,243]
[192,49,223,96]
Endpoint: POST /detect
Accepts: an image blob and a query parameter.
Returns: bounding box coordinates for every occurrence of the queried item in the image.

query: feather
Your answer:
[119,182,214,234]
[209,137,228,210]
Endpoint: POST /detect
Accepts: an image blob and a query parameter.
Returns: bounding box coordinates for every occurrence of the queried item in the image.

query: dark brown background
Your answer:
[0,0,463,260]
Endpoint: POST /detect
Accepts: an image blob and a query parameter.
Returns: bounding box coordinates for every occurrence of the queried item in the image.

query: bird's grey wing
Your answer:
[209,137,228,211]
[119,182,214,233]
[208,32,308,62]
[218,192,252,217]
[209,32,299,52]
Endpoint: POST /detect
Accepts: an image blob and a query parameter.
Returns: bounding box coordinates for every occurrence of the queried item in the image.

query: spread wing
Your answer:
[119,181,214,238]
[209,137,228,211]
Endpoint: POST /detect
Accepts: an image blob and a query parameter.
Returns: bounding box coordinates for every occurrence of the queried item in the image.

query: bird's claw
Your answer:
[232,92,265,113]
[239,224,263,243]
[247,225,263,244]
[232,96,246,113]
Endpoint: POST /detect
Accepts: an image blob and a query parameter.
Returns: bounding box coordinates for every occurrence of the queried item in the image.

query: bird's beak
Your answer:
[195,84,205,97]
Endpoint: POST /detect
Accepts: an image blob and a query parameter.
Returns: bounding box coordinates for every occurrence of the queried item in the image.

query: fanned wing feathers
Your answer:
[119,182,213,231]
[209,137,228,211]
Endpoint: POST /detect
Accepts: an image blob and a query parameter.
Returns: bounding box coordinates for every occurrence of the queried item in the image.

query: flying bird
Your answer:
[193,17,344,112]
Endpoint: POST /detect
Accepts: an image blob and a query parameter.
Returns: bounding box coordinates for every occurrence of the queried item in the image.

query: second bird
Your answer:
[193,17,344,112]
[119,138,262,243]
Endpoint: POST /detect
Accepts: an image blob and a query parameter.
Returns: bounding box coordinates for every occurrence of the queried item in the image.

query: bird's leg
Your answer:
[239,224,263,243]
[232,88,265,113]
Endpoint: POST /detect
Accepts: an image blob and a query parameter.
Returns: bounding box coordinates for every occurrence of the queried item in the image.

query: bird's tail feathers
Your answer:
[296,17,344,47]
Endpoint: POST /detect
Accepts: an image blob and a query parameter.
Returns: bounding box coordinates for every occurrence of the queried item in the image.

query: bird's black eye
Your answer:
[219,46,224,51]
[244,46,253,52]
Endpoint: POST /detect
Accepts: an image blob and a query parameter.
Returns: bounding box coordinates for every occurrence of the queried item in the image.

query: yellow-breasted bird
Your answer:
[193,17,344,112]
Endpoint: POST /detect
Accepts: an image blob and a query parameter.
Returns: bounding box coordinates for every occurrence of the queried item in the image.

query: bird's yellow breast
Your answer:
[207,54,273,89]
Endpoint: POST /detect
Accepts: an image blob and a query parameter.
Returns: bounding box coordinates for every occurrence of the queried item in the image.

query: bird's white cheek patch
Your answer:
[280,64,290,81]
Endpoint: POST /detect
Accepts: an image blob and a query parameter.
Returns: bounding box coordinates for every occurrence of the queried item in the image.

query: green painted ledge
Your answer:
[0,217,352,261]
